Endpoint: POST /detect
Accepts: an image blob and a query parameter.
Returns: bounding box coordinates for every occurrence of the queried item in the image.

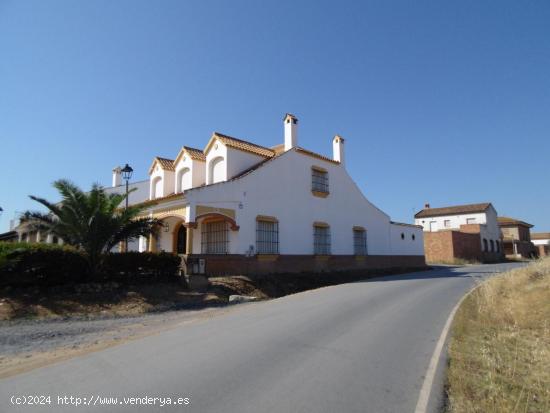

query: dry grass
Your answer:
[446,259,550,413]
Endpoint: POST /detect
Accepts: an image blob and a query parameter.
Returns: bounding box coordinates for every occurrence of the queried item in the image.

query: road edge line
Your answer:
[413,283,480,413]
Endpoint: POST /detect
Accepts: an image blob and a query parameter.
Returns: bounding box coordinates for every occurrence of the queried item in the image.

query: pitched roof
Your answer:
[414,202,492,218]
[174,146,206,165]
[497,216,533,228]
[148,157,175,175]
[531,232,550,240]
[205,132,276,158]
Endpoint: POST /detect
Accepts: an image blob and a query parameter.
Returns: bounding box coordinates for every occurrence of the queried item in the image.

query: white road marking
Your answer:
[414,284,478,413]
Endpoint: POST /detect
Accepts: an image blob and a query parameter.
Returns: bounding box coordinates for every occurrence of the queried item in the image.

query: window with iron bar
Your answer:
[201,221,229,254]
[353,229,368,255]
[256,220,279,254]
[314,225,331,255]
[312,168,329,193]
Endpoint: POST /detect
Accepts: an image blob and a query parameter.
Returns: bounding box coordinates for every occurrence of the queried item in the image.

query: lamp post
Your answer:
[120,164,133,252]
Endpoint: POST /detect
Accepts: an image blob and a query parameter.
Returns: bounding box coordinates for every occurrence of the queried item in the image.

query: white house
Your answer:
[130,114,425,274]
[414,202,503,259]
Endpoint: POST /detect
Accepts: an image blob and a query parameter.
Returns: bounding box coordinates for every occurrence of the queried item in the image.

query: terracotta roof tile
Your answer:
[415,203,492,218]
[157,157,175,170]
[295,147,339,164]
[497,216,533,228]
[531,232,550,240]
[174,146,206,164]
[209,132,276,158]
[183,146,206,161]
[148,157,175,174]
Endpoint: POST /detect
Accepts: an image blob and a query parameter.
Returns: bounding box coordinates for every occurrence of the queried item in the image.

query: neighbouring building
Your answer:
[531,232,550,257]
[498,217,537,259]
[9,114,426,275]
[414,202,503,263]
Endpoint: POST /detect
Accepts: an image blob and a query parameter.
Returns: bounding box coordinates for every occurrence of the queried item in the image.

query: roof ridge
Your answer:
[182,145,204,153]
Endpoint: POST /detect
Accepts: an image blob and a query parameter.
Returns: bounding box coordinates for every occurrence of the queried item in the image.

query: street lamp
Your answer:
[121,164,133,252]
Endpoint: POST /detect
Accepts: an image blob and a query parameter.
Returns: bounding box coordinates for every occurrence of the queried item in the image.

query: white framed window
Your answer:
[314,224,331,255]
[312,167,329,194]
[201,221,228,254]
[256,218,279,254]
[353,228,367,255]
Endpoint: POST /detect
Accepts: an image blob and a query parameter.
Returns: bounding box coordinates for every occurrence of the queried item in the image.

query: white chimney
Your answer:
[284,113,298,150]
[333,135,345,165]
[112,166,122,187]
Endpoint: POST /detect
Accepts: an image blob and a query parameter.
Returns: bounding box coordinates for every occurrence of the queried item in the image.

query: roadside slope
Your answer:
[446,259,550,412]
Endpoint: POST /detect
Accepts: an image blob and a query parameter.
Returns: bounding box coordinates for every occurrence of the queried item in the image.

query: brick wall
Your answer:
[184,254,427,276]
[424,230,503,263]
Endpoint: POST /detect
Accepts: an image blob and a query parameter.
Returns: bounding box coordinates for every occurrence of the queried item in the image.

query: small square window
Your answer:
[444,220,451,228]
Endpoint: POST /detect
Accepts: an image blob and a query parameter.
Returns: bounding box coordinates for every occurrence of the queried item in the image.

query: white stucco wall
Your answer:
[149,163,175,199]
[532,239,550,246]
[225,147,267,180]
[174,155,206,193]
[205,142,228,184]
[389,223,424,256]
[185,149,424,256]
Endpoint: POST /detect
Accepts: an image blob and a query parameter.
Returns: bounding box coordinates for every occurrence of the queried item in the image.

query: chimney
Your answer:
[424,203,431,209]
[333,135,345,165]
[112,166,122,187]
[284,113,298,150]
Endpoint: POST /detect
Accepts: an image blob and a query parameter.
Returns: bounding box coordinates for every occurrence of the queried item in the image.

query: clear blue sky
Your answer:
[1,0,549,232]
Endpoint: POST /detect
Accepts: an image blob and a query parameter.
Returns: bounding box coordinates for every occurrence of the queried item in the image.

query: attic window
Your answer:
[311,166,329,197]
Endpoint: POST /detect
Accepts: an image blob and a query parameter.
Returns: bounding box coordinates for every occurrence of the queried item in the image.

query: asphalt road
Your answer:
[0,263,523,413]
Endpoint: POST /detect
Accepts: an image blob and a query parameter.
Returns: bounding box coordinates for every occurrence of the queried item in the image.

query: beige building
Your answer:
[497,217,537,259]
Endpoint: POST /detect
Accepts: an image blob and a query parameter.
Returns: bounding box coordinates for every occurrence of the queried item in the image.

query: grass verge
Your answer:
[446,259,550,412]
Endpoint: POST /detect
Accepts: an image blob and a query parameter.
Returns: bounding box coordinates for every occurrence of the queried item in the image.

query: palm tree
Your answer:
[21,179,161,276]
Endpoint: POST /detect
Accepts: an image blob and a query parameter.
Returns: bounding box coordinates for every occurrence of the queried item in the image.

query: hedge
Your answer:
[0,242,182,287]
[0,242,87,287]
[101,252,181,280]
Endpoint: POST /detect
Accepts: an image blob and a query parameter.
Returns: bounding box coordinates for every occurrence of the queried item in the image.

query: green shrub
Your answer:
[0,242,87,287]
[0,242,181,286]
[101,252,181,280]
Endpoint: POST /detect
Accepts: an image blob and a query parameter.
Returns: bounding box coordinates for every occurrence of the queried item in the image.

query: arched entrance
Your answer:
[175,224,187,254]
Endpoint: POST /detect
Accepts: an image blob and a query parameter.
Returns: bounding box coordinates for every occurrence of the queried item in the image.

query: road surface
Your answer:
[0,263,523,412]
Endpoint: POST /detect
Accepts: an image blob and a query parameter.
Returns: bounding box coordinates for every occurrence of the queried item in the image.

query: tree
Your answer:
[21,179,161,276]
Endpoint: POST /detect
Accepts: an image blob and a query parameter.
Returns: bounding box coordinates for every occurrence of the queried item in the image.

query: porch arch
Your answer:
[194,213,239,231]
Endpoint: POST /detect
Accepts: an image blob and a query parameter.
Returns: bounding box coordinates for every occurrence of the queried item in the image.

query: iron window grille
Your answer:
[312,169,329,193]
[314,225,331,255]
[201,221,229,254]
[353,229,368,255]
[256,220,279,254]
